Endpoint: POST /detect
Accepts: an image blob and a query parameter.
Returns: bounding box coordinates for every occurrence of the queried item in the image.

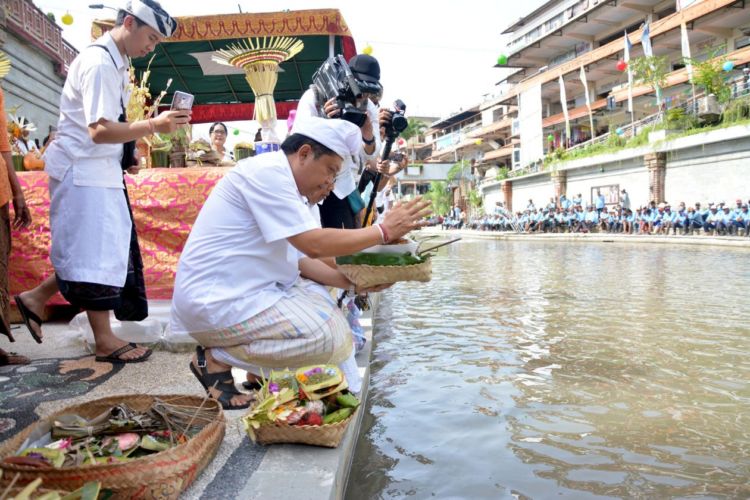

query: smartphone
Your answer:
[171,91,194,111]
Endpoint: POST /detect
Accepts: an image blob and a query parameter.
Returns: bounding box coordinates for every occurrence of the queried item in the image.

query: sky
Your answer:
[35,0,546,145]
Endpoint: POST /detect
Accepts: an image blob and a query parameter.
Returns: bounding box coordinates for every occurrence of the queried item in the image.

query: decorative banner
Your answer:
[559,75,570,144]
[680,22,693,82]
[641,21,653,57]
[519,84,543,167]
[624,29,634,114]
[580,66,595,140]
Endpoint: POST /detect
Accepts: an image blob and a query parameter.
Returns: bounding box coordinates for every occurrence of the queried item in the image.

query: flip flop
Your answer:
[13,295,43,344]
[0,350,30,365]
[95,342,152,364]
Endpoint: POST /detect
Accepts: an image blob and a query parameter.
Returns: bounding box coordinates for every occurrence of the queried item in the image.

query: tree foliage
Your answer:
[424,181,452,216]
[687,48,732,104]
[401,120,428,142]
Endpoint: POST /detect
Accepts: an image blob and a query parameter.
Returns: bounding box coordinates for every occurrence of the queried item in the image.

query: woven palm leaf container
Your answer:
[0,394,225,499]
[337,260,432,289]
[252,408,357,448]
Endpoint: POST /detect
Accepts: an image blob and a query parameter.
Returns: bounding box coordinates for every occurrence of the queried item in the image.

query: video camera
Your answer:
[384,99,408,140]
[312,55,378,127]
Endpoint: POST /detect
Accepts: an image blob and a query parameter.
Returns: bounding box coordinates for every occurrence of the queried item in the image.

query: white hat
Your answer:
[124,0,177,38]
[292,117,361,160]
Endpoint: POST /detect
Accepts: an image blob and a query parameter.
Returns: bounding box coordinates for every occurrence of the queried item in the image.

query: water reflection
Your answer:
[346,240,750,499]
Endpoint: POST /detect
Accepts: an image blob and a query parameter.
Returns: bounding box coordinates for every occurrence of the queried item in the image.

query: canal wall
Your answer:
[481,124,750,211]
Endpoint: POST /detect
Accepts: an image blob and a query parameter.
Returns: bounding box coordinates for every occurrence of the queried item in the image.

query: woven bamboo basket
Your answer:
[252,408,357,448]
[337,260,432,289]
[0,394,225,499]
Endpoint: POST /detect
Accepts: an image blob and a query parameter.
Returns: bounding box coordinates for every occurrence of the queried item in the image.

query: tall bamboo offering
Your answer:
[213,37,304,144]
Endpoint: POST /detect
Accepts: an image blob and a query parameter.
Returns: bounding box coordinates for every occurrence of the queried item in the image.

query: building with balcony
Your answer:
[428,0,750,212]
[1,0,78,144]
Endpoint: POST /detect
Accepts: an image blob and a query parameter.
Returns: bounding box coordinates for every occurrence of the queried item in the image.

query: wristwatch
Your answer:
[362,136,375,145]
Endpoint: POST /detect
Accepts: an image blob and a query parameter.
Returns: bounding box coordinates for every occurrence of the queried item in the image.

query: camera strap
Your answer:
[90,44,137,170]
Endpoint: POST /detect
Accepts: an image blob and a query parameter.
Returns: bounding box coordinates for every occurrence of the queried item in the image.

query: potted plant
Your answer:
[687,47,731,124]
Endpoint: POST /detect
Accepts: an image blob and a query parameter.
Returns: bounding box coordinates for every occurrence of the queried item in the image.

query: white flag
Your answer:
[580,66,595,139]
[624,29,634,114]
[681,22,693,82]
[641,21,653,57]
[559,75,570,143]
[580,66,591,109]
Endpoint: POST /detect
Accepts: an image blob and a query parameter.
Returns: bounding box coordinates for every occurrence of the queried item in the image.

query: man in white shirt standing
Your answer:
[171,117,431,410]
[14,0,188,363]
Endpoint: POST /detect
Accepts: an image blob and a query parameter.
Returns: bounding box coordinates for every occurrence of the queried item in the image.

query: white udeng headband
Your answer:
[125,0,177,38]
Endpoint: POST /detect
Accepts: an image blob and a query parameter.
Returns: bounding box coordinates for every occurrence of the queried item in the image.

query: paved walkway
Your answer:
[1,302,375,499]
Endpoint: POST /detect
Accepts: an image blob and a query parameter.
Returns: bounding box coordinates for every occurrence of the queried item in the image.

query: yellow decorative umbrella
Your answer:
[212,37,304,129]
[0,52,12,79]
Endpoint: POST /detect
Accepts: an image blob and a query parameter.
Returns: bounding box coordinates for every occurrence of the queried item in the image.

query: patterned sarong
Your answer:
[0,204,11,340]
[190,279,353,369]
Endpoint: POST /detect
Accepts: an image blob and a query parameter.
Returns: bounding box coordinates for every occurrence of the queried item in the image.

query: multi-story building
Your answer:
[426,0,750,211]
[1,0,77,144]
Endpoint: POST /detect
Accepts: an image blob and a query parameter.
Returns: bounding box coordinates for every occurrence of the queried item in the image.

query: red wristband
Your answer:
[379,224,390,243]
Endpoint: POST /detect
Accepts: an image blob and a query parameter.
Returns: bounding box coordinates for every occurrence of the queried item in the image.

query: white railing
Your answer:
[564,73,750,153]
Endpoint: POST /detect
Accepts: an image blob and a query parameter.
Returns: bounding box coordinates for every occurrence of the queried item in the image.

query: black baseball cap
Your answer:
[348,54,380,83]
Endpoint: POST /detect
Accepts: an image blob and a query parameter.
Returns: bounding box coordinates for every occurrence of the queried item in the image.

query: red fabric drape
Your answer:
[180,101,299,124]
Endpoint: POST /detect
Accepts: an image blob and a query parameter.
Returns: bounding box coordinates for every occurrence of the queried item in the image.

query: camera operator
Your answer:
[357,107,410,207]
[294,54,382,230]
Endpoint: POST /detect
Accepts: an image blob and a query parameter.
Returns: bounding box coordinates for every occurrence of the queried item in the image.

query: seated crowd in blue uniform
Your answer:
[457,196,750,236]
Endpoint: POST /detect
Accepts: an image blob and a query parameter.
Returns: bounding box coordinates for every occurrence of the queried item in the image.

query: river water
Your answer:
[346,239,750,499]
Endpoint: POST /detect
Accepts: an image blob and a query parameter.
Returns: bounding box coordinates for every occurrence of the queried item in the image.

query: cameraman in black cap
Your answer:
[294,54,382,230]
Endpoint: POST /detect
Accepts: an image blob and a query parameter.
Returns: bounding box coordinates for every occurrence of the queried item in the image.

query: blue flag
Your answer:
[641,21,653,57]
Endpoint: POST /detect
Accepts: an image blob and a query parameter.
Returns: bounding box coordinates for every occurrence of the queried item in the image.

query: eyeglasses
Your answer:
[211,129,227,135]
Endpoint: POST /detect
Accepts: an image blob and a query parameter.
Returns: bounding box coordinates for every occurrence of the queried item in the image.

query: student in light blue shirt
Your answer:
[703,207,721,233]
[624,209,635,234]
[659,206,674,234]
[687,206,703,233]
[583,206,599,232]
[673,205,687,235]
[718,207,734,234]
[733,205,748,235]
[595,190,606,215]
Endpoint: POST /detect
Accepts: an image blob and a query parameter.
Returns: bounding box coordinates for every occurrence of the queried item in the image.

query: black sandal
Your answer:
[189,346,252,410]
[95,343,152,364]
[13,295,42,344]
[242,380,262,391]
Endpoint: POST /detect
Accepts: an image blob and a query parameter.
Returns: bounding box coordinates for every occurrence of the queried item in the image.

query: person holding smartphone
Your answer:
[14,0,188,363]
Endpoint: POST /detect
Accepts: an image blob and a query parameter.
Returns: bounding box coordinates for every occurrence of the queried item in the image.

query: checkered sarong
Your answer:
[190,280,352,369]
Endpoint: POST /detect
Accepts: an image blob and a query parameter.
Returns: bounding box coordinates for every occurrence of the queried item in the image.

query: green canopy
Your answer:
[93,9,356,122]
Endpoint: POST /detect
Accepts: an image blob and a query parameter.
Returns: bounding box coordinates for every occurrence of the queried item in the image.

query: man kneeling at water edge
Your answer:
[170,117,431,410]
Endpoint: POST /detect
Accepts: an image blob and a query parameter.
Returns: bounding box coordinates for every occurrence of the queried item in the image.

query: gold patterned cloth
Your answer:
[10,167,229,305]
